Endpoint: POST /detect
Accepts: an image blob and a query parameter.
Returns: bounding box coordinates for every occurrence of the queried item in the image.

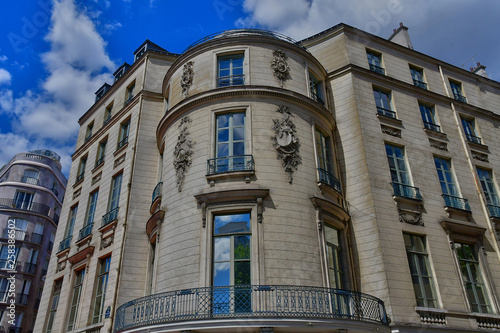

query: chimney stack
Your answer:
[471,62,488,78]
[389,22,413,49]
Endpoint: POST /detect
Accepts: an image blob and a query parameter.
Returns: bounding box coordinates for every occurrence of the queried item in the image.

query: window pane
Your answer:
[234,236,250,260]
[234,261,250,285]
[214,214,250,235]
[213,262,230,286]
[214,237,230,262]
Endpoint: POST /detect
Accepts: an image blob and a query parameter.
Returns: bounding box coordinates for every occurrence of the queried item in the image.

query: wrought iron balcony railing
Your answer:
[102,207,119,227]
[114,285,388,332]
[0,198,51,217]
[79,223,94,240]
[369,64,385,75]
[376,107,396,119]
[392,182,422,201]
[443,194,471,212]
[423,121,441,132]
[413,79,428,90]
[487,204,500,218]
[75,172,85,184]
[207,155,254,175]
[59,235,72,252]
[318,168,342,193]
[0,259,20,271]
[24,262,37,275]
[2,228,26,241]
[453,93,467,103]
[21,176,39,186]
[152,182,163,203]
[95,156,105,169]
[465,133,482,145]
[117,136,128,150]
[310,91,325,105]
[217,74,245,87]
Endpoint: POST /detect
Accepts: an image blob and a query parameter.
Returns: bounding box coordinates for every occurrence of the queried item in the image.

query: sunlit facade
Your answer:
[35,23,500,333]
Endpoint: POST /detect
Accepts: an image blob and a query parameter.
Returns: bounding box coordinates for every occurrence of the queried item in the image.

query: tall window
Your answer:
[0,245,19,269]
[434,157,470,210]
[11,218,28,240]
[68,269,85,331]
[461,117,481,144]
[213,213,251,313]
[367,50,384,74]
[22,169,39,185]
[109,173,122,212]
[81,190,98,239]
[92,256,111,324]
[125,82,135,104]
[26,248,38,274]
[325,225,344,289]
[0,278,8,302]
[385,144,420,199]
[419,103,440,132]
[477,168,500,217]
[14,191,33,210]
[309,72,324,105]
[19,279,31,304]
[450,80,466,102]
[95,140,107,168]
[373,88,395,118]
[85,122,94,142]
[117,119,130,150]
[410,66,427,89]
[217,54,244,87]
[76,156,87,183]
[315,129,339,191]
[104,103,113,125]
[434,158,458,196]
[61,205,78,251]
[404,233,437,308]
[455,242,490,313]
[215,113,245,172]
[46,280,62,333]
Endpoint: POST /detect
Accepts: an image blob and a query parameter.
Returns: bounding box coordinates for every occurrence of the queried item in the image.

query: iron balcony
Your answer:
[443,194,471,212]
[318,168,342,193]
[207,155,254,175]
[114,285,388,332]
[392,182,422,201]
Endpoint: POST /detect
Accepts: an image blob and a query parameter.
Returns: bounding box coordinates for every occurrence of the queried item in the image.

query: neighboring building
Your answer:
[35,23,500,333]
[0,149,67,332]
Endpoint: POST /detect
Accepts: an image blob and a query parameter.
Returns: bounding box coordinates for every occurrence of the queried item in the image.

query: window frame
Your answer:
[95,139,107,169]
[117,118,131,151]
[419,103,441,132]
[449,80,466,101]
[92,256,111,324]
[460,116,482,144]
[366,50,385,74]
[85,121,94,142]
[76,155,87,183]
[125,81,135,105]
[434,157,459,197]
[385,144,411,186]
[45,279,63,333]
[67,268,86,331]
[403,233,438,308]
[410,65,427,89]
[103,102,113,125]
[217,52,245,87]
[308,69,325,105]
[373,87,396,118]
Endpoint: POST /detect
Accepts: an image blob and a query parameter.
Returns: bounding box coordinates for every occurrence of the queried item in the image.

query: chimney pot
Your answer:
[400,22,403,27]
[393,29,397,33]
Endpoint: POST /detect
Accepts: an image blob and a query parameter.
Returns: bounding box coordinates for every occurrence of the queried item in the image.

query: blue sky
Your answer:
[0,0,498,176]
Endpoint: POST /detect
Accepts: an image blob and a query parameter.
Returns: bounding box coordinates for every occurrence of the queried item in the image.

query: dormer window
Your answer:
[113,63,131,82]
[95,83,111,102]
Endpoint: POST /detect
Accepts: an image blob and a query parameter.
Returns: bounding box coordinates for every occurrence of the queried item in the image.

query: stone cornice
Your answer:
[156,85,334,150]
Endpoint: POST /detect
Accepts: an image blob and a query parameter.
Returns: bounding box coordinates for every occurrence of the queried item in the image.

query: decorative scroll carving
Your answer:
[398,208,423,226]
[173,117,194,191]
[272,105,301,184]
[271,49,290,87]
[429,139,448,151]
[181,61,194,97]
[92,172,102,185]
[381,125,401,138]
[57,260,66,272]
[101,234,114,250]
[73,187,81,199]
[472,151,489,162]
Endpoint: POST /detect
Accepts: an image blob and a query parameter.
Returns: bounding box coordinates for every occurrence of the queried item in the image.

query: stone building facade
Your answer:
[35,24,500,333]
[0,149,67,332]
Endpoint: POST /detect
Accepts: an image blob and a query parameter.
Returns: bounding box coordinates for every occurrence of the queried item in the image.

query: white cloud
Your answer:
[0,132,31,169]
[0,0,115,176]
[0,55,7,62]
[104,20,123,33]
[0,69,11,85]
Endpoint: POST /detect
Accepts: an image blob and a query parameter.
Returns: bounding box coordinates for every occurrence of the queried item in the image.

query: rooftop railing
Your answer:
[207,155,254,175]
[114,285,388,332]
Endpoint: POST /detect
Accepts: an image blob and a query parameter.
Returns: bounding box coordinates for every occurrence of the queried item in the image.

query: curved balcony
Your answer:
[318,168,342,194]
[0,198,50,217]
[114,285,388,332]
[207,155,254,175]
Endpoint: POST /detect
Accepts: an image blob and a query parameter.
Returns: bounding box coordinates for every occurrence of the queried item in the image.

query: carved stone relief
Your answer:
[472,151,489,162]
[73,187,81,199]
[429,139,448,151]
[173,116,194,191]
[381,125,401,138]
[271,49,290,87]
[272,105,301,184]
[101,234,114,250]
[57,260,66,272]
[398,208,423,226]
[114,153,126,168]
[92,172,102,185]
[181,61,194,97]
